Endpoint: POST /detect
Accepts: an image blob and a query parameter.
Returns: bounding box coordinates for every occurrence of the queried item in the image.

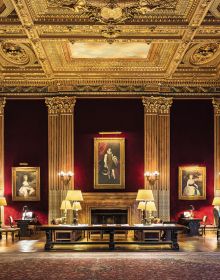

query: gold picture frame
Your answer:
[178,165,206,200]
[94,138,125,189]
[12,167,40,201]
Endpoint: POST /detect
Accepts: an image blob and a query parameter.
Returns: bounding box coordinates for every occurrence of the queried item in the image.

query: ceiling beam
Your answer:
[166,0,215,78]
[11,0,54,78]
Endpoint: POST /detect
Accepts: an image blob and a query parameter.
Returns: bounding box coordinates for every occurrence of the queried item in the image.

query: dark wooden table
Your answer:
[15,219,31,237]
[0,227,20,241]
[178,218,202,236]
[40,224,185,251]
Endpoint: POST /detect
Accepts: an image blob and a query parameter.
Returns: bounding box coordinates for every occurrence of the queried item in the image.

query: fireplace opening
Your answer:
[91,209,128,224]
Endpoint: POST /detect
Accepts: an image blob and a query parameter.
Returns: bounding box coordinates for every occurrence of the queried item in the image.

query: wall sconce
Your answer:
[58,171,74,186]
[144,171,159,186]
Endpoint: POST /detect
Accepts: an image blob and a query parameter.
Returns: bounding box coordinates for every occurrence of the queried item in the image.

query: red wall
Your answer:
[4,100,48,224]
[74,99,144,192]
[170,100,214,223]
[3,98,214,224]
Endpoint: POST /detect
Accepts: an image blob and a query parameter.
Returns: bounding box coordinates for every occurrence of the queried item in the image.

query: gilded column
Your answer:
[158,98,172,221]
[45,96,76,222]
[0,98,6,224]
[212,99,220,195]
[142,96,172,221]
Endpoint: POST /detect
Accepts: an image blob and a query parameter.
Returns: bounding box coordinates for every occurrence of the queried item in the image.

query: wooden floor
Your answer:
[1,231,220,253]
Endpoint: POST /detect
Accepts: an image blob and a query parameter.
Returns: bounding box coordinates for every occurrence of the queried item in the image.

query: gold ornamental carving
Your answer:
[0,41,30,65]
[47,0,175,24]
[0,97,6,115]
[213,98,220,115]
[45,96,76,114]
[190,43,220,65]
[142,96,172,114]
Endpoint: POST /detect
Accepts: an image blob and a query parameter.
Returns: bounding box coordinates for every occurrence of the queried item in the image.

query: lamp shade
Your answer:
[137,201,146,210]
[66,190,83,201]
[72,201,82,211]
[145,201,157,211]
[0,197,7,206]
[60,200,72,210]
[136,189,154,201]
[212,197,220,206]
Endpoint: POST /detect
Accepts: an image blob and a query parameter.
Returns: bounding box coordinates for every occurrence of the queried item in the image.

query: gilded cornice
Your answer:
[142,96,173,114]
[0,98,6,115]
[45,96,76,114]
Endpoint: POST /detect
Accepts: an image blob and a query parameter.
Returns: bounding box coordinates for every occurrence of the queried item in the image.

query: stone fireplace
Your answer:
[79,192,139,225]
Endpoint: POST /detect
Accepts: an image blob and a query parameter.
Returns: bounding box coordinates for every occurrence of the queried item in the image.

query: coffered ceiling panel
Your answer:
[0,0,219,96]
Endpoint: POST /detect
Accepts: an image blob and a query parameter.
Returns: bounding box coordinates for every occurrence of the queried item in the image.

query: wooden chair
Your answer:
[199,215,207,236]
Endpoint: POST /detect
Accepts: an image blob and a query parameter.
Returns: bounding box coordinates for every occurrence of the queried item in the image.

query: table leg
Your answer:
[171,230,179,250]
[45,230,53,251]
[109,229,115,250]
[12,232,14,242]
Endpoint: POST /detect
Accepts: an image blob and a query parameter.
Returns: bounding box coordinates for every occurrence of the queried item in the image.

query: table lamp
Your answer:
[136,189,154,225]
[138,201,146,224]
[0,197,7,228]
[66,190,83,225]
[60,200,72,224]
[212,197,220,212]
[145,201,157,224]
[72,202,82,225]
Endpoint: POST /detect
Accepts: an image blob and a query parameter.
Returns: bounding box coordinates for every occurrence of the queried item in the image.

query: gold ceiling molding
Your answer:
[182,43,220,67]
[0,0,219,94]
[0,0,14,17]
[0,41,30,65]
[0,40,39,67]
[47,0,176,24]
[209,0,220,18]
[47,0,175,39]
[190,43,220,65]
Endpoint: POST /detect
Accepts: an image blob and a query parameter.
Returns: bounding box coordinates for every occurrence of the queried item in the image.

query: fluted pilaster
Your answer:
[0,98,6,225]
[213,99,220,195]
[142,96,172,220]
[45,96,76,222]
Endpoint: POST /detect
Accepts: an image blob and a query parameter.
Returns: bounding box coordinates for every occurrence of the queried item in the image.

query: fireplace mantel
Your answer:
[79,192,139,225]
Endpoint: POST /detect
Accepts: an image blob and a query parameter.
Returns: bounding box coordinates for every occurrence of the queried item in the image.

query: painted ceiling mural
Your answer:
[0,0,219,96]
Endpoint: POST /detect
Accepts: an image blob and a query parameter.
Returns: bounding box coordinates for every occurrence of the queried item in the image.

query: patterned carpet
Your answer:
[0,252,220,280]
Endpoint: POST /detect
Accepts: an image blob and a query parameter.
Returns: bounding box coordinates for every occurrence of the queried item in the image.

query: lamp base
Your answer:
[73,210,79,225]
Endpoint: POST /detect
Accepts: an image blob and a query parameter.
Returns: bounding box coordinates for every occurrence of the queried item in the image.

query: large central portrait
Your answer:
[94,138,125,189]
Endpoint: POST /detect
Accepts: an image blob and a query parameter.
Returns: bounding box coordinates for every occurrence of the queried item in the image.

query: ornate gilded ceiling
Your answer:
[0,0,219,96]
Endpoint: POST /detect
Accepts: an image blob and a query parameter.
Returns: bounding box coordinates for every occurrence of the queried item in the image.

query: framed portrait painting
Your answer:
[178,165,206,200]
[12,167,40,201]
[94,138,125,189]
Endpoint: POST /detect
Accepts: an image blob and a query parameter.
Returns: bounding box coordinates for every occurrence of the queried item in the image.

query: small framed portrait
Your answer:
[12,167,40,201]
[94,138,125,189]
[178,165,206,200]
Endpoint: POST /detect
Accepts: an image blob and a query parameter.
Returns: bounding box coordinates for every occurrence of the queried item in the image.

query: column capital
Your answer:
[0,98,6,115]
[45,96,76,115]
[142,96,172,114]
[212,98,220,116]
